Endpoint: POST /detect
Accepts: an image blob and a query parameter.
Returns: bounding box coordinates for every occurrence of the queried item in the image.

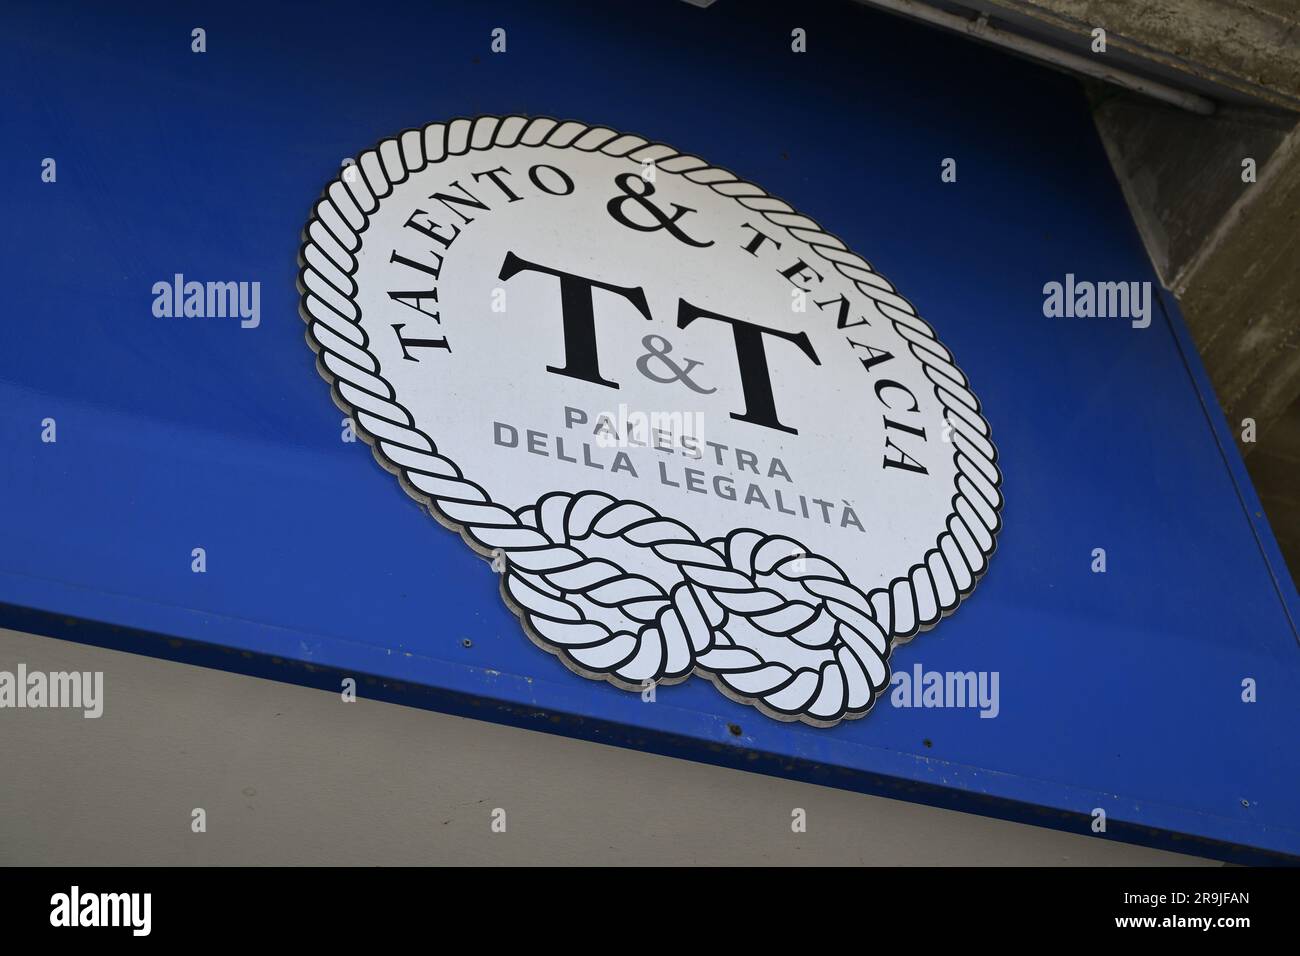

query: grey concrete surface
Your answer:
[982,0,1300,108]
[0,627,1216,866]
[1092,92,1300,443]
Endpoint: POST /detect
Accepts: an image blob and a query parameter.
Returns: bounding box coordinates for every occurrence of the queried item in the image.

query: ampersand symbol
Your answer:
[606,172,715,248]
[635,334,717,394]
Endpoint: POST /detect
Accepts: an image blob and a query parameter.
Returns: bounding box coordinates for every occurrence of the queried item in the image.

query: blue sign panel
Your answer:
[1,0,1297,862]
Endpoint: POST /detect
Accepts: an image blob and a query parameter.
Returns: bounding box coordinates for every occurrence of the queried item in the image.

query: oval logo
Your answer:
[299,115,1002,725]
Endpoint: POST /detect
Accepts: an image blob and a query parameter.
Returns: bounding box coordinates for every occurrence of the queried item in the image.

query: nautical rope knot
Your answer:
[498,491,891,724]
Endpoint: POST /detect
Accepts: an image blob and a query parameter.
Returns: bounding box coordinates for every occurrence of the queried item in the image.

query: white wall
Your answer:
[0,627,1213,865]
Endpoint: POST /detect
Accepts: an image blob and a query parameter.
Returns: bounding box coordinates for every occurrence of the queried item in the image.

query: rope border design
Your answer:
[297,114,1003,726]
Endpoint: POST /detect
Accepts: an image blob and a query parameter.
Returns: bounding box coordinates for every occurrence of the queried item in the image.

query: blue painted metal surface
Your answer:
[1,0,1297,862]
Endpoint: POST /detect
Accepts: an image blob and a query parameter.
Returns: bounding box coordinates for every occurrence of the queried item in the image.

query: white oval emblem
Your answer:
[299,115,1002,726]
